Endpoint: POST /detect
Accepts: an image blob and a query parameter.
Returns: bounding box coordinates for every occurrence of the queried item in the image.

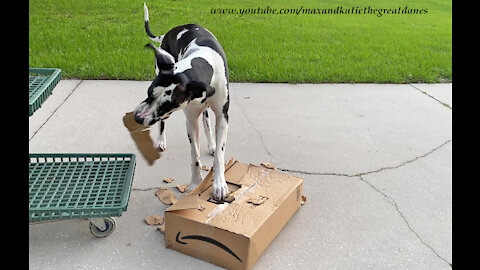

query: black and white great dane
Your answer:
[134,3,230,200]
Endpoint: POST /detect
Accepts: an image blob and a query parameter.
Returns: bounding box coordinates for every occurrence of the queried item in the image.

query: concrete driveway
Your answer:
[29,81,452,269]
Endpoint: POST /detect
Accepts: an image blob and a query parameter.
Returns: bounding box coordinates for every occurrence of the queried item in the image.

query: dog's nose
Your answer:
[134,112,145,125]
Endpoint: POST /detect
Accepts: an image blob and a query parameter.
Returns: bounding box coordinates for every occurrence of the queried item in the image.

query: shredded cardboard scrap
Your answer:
[163,177,174,183]
[145,215,164,225]
[260,162,276,170]
[176,184,189,193]
[201,165,211,171]
[155,188,178,205]
[157,222,166,233]
[247,196,269,206]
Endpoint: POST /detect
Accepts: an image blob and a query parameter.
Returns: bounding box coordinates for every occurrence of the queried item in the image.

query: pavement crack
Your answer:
[357,175,452,267]
[233,91,274,162]
[356,139,451,177]
[277,168,353,177]
[29,80,83,142]
[409,84,452,109]
[278,139,451,177]
[132,187,163,192]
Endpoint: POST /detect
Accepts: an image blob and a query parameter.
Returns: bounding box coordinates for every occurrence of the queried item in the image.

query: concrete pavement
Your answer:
[29,81,452,269]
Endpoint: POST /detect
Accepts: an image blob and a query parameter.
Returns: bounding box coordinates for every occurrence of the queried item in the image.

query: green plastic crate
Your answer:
[29,68,62,116]
[29,153,136,223]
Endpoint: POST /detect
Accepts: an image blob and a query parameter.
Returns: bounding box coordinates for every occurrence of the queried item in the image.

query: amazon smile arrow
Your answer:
[176,231,243,263]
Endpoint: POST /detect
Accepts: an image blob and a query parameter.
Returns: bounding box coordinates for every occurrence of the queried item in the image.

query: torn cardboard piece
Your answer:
[155,188,178,205]
[164,159,305,270]
[145,215,164,225]
[158,222,166,234]
[163,177,174,183]
[177,184,189,193]
[247,195,268,206]
[260,162,276,170]
[122,111,160,166]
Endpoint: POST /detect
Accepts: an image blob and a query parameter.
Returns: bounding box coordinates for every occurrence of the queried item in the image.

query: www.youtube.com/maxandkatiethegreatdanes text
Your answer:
[210,6,428,17]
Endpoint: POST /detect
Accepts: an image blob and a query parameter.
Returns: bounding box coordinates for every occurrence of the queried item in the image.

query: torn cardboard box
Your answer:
[164,159,305,270]
[122,111,160,165]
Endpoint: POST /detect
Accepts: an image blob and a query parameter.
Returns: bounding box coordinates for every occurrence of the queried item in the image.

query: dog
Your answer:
[134,3,230,200]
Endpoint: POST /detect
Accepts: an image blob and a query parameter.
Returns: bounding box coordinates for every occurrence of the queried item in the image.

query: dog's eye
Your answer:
[165,90,172,95]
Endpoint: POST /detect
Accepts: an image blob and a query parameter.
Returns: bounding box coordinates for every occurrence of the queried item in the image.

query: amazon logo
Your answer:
[176,231,243,263]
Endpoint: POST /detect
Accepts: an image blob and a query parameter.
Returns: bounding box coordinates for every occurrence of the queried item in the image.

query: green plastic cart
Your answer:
[29,153,136,237]
[29,68,62,116]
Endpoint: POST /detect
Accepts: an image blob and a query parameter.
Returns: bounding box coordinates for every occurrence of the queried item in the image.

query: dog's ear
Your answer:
[144,43,175,73]
[173,73,189,89]
[185,81,215,99]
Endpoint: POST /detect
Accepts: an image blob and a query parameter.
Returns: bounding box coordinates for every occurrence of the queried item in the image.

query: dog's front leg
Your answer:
[156,120,167,151]
[202,108,216,156]
[185,109,203,188]
[212,108,229,200]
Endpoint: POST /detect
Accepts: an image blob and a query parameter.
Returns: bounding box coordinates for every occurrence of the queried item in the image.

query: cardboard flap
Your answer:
[166,159,239,212]
[165,194,205,212]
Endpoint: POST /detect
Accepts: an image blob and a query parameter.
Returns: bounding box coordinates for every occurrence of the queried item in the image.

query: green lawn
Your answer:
[29,0,452,83]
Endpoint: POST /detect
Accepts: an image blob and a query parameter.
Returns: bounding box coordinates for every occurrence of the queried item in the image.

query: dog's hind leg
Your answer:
[156,120,167,151]
[202,108,216,156]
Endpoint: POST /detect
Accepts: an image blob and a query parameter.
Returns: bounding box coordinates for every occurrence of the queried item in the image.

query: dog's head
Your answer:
[134,43,214,127]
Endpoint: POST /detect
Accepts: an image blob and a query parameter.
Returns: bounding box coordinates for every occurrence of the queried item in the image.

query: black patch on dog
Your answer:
[195,162,199,166]
[156,100,180,118]
[165,90,172,95]
[183,58,214,85]
[160,24,229,82]
[160,121,165,133]
[222,95,230,123]
[188,135,192,143]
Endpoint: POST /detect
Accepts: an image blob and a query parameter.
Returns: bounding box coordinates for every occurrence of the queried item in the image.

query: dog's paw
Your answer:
[156,140,166,152]
[208,144,216,156]
[212,177,229,200]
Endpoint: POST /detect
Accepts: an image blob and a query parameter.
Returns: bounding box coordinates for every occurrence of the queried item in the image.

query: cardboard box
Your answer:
[164,159,305,270]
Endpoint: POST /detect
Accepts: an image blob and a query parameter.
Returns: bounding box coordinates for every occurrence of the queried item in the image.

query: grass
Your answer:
[29,0,451,83]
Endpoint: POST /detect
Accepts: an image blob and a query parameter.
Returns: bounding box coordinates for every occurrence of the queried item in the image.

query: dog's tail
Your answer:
[144,3,164,44]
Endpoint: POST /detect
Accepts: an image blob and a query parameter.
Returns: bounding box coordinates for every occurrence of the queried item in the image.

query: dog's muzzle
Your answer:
[134,102,158,126]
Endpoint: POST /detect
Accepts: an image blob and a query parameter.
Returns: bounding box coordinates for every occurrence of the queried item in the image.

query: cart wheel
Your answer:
[89,217,116,237]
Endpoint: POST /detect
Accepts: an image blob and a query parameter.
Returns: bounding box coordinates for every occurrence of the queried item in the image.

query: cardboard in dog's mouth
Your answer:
[123,111,161,165]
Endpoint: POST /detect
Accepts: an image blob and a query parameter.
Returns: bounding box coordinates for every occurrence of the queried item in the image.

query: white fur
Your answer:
[144,3,149,21]
[177,28,189,40]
